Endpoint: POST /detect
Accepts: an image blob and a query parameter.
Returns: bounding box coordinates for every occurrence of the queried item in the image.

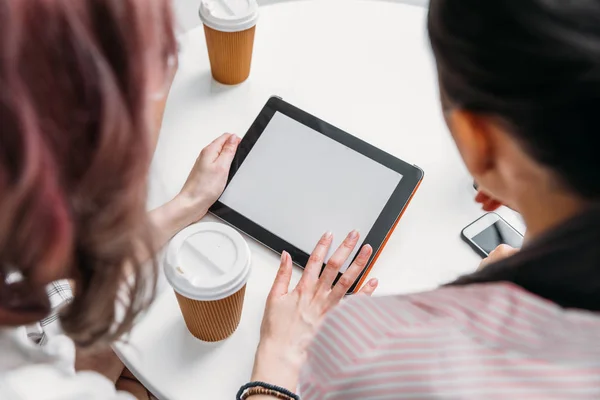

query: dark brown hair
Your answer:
[0,0,176,346]
[428,0,600,200]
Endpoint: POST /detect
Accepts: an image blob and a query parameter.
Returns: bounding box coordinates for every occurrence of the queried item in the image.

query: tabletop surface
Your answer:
[115,1,524,398]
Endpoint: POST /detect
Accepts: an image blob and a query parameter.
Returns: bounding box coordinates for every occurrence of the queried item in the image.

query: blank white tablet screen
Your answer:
[219,112,403,272]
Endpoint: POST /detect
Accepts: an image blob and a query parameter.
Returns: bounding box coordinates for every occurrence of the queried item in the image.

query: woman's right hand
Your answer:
[478,244,519,270]
[250,231,379,392]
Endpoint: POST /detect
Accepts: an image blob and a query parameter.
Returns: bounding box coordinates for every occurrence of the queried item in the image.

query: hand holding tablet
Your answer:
[211,96,423,293]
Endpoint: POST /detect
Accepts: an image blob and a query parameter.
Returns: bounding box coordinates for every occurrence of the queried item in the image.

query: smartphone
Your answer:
[461,212,523,257]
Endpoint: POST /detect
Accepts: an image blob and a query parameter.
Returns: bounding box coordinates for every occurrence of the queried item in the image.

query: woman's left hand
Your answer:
[177,133,240,222]
[250,231,379,392]
[147,133,239,250]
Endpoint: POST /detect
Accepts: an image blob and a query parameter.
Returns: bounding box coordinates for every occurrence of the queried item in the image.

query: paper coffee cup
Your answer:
[165,223,251,342]
[199,0,259,85]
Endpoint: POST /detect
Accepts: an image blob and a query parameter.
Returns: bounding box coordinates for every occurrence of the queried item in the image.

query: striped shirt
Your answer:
[299,282,600,399]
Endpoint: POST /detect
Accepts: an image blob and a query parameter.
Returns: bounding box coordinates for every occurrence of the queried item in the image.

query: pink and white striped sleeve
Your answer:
[298,292,448,399]
[298,284,600,399]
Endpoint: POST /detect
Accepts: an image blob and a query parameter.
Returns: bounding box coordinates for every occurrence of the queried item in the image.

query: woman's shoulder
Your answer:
[320,281,600,360]
[330,282,529,328]
[300,283,600,399]
[0,328,133,400]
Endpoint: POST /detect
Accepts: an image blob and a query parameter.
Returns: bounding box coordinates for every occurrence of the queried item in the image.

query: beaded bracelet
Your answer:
[236,381,300,400]
[242,387,292,399]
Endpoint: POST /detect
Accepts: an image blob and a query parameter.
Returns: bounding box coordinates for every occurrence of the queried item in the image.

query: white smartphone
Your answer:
[461,212,523,257]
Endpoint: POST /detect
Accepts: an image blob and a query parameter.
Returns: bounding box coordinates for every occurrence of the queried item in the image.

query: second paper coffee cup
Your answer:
[165,222,251,342]
[199,0,259,85]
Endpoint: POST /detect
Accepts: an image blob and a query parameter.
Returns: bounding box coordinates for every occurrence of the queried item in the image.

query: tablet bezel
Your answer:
[210,96,424,293]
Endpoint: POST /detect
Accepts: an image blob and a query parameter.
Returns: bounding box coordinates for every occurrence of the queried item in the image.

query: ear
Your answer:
[446,109,496,179]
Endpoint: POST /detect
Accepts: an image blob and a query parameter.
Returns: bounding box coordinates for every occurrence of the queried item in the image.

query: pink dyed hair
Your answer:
[0,0,176,346]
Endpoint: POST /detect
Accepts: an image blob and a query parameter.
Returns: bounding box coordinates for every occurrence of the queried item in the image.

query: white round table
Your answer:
[115,1,524,398]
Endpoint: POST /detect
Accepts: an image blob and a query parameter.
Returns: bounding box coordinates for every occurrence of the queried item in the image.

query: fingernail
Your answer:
[348,230,359,240]
[359,245,372,256]
[281,251,289,262]
[369,278,378,287]
[323,231,333,239]
[228,134,238,144]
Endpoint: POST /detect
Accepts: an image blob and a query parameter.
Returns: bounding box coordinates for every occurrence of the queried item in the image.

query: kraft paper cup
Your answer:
[199,0,259,85]
[174,285,246,342]
[165,223,251,342]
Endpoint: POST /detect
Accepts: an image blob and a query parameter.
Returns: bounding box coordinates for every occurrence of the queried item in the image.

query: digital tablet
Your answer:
[210,96,423,293]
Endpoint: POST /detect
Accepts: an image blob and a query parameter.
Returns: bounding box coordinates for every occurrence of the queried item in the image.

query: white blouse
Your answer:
[0,326,133,399]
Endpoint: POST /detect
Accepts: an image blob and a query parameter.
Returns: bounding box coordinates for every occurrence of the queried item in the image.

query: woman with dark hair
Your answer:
[243,0,600,398]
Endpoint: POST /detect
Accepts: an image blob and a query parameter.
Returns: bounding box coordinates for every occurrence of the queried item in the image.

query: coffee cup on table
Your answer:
[165,222,251,342]
[199,0,259,85]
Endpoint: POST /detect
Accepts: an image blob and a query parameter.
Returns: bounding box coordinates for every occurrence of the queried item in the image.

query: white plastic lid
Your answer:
[164,223,251,301]
[199,0,259,32]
